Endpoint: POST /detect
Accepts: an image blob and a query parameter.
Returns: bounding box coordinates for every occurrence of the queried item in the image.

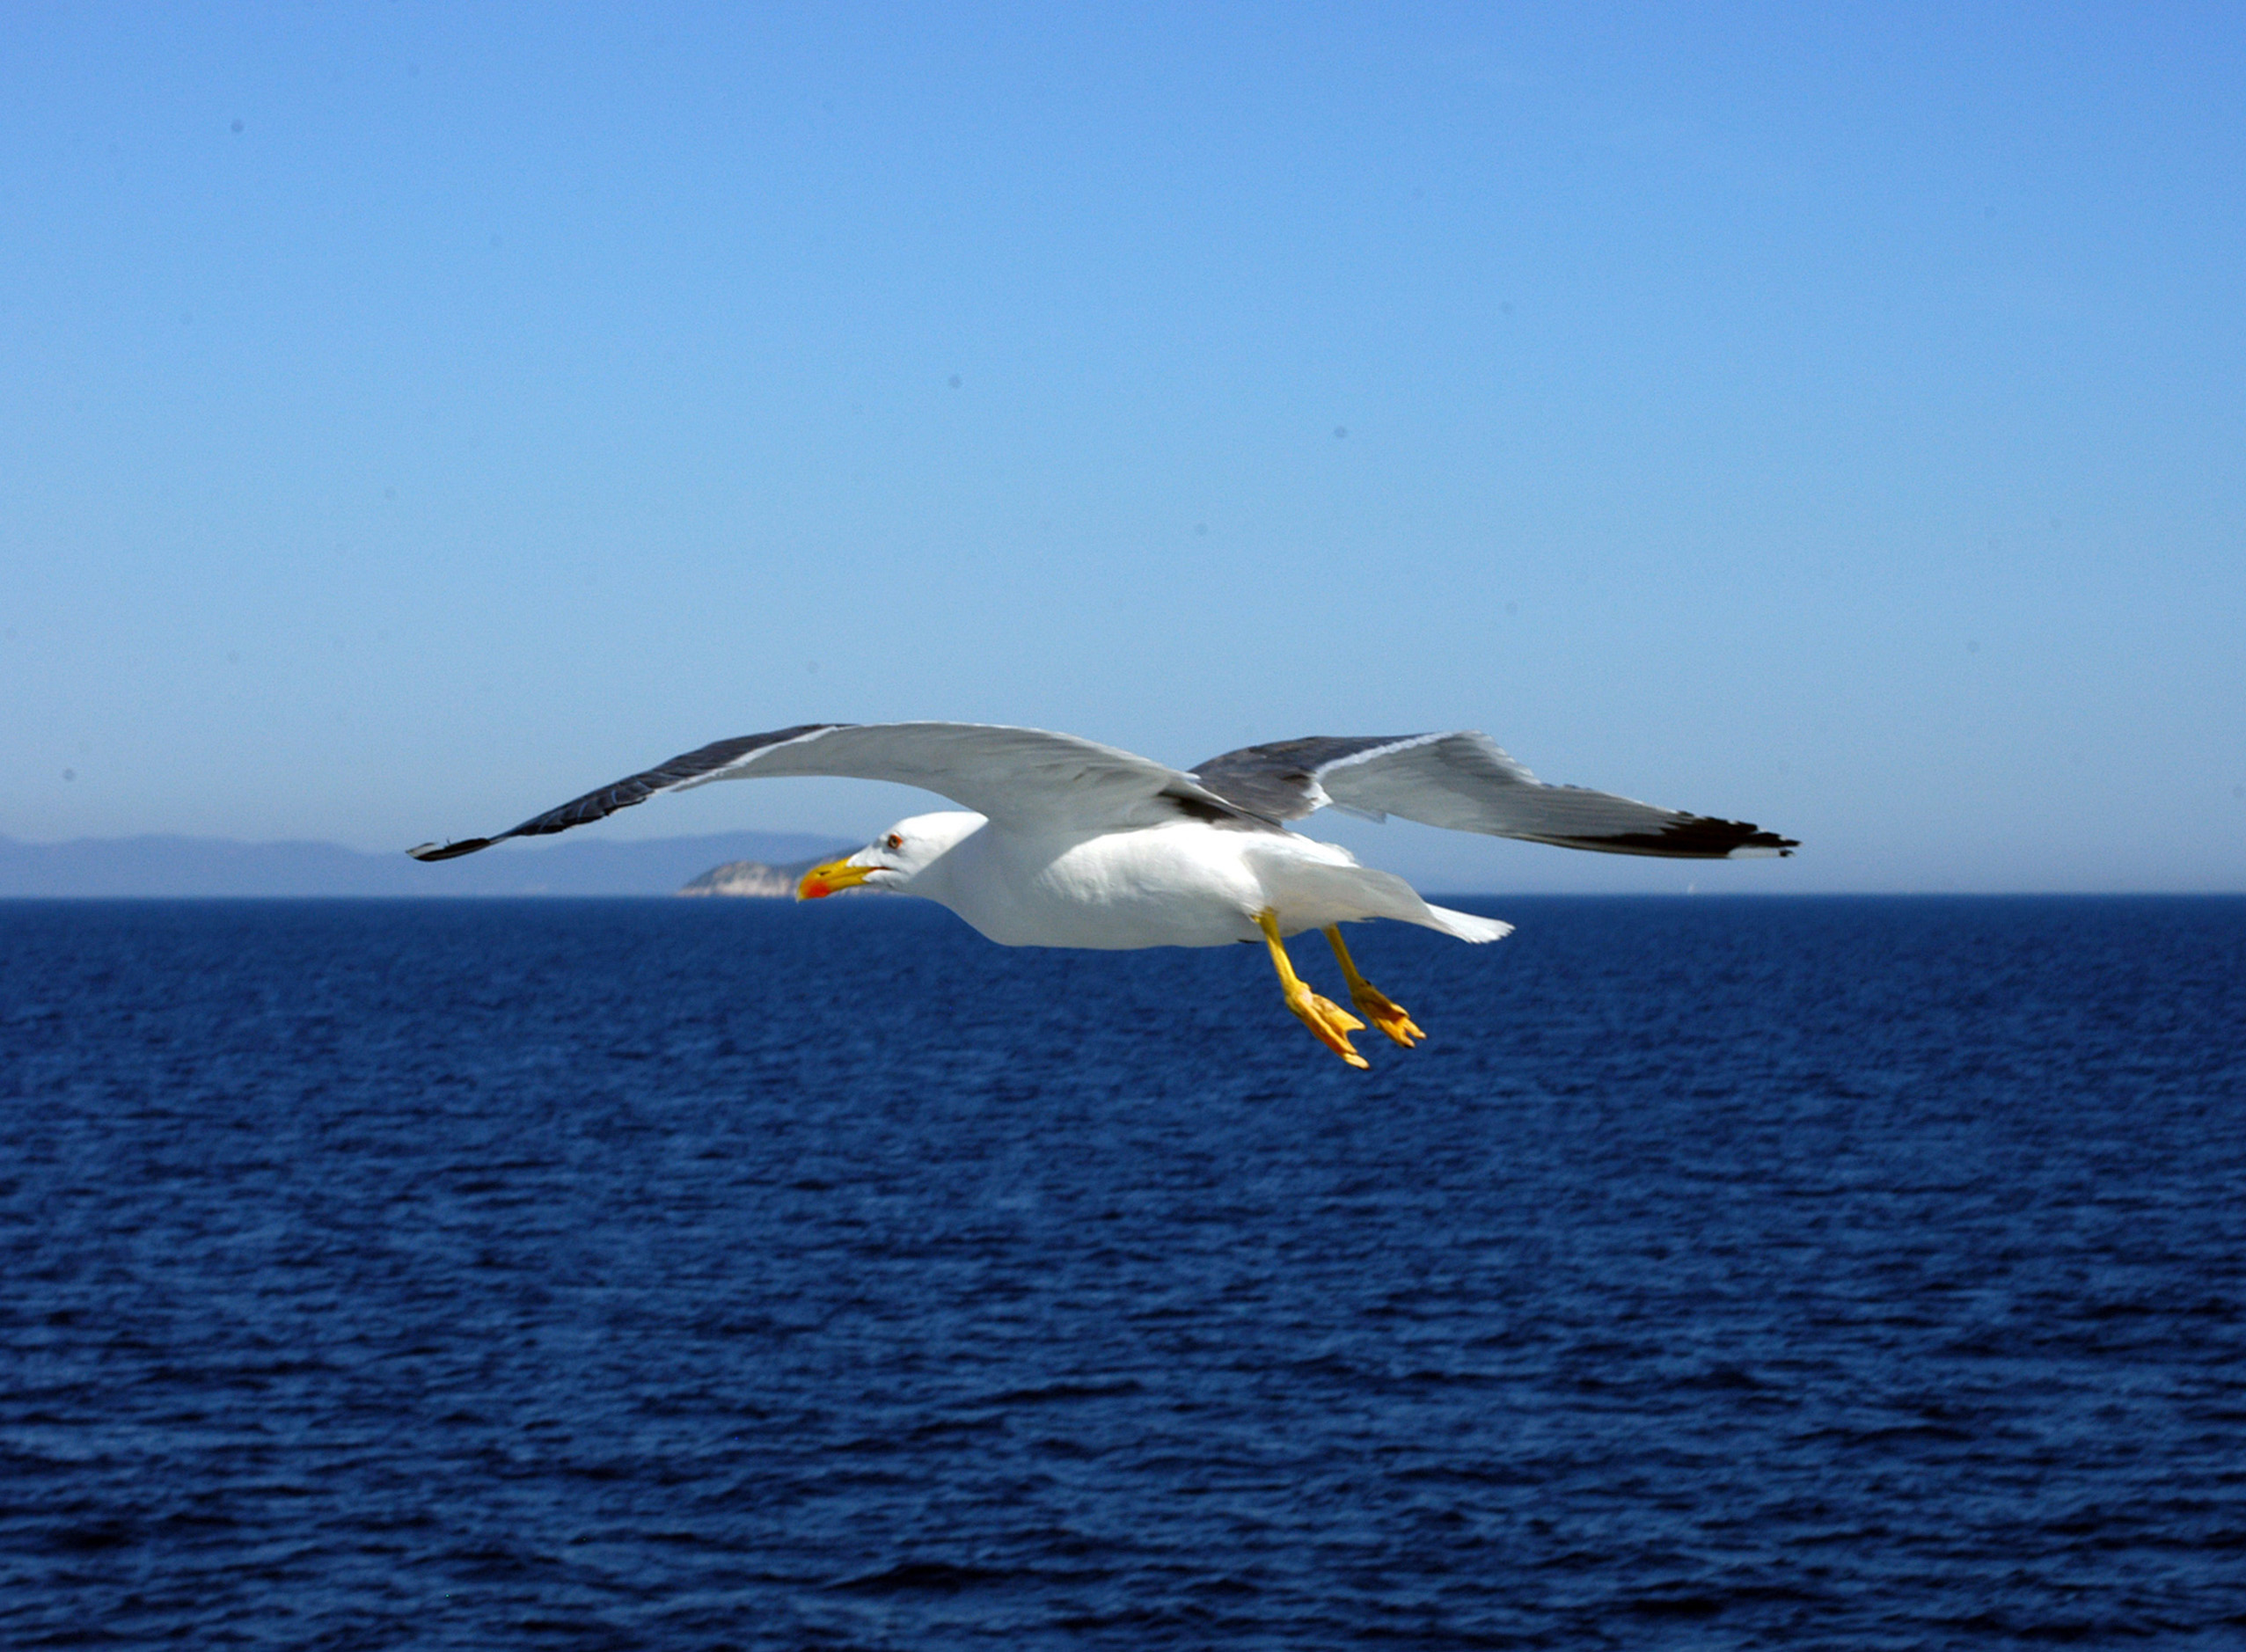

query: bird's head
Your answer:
[795,811,984,901]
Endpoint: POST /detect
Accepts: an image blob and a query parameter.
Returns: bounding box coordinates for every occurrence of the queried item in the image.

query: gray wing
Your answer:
[408,722,1259,860]
[1189,732,1797,859]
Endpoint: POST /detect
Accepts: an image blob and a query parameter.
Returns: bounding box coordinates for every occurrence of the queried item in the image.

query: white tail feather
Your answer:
[1422,903,1513,944]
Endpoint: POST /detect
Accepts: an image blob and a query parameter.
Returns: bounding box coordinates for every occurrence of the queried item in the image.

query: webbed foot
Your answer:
[1324,925,1424,1048]
[1257,910,1372,1069]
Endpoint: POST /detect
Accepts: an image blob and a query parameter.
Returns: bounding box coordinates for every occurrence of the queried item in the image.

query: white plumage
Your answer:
[872,808,1511,951]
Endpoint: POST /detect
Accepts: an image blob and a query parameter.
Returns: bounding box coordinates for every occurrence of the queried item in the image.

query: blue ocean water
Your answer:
[3,895,2242,1648]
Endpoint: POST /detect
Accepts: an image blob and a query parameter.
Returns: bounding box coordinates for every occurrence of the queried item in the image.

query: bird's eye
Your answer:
[885,833,903,852]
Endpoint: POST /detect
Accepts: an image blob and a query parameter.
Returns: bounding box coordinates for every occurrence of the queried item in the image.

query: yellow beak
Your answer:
[795,857,877,901]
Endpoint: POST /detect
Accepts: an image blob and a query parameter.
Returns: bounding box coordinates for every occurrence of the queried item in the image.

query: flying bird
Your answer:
[410,723,1796,1068]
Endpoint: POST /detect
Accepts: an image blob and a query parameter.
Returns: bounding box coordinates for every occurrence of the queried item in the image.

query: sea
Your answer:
[4,895,2242,1648]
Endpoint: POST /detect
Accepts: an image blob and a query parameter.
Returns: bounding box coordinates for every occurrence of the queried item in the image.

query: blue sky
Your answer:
[4,4,2241,891]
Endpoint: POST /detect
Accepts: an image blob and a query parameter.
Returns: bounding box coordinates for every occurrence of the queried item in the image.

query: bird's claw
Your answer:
[1286,986,1370,1068]
[1349,983,1424,1048]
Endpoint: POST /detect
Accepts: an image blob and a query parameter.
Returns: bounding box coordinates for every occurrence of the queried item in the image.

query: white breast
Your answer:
[919,821,1273,949]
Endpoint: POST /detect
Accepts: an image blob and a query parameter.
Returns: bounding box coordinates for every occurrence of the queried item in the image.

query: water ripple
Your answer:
[3,895,2242,1646]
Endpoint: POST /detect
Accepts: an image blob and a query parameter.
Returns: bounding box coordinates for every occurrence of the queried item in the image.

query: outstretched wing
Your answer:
[408,722,1257,860]
[1189,732,1796,859]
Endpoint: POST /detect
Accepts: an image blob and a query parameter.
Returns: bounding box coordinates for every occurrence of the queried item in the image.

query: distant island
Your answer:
[0,830,856,899]
[680,856,896,897]
[678,859,814,898]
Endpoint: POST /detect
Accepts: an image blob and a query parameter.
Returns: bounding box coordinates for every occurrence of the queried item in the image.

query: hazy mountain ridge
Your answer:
[0,831,855,898]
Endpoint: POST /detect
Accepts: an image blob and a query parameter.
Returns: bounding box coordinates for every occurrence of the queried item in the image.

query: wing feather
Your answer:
[408,722,1255,860]
[1190,732,1796,859]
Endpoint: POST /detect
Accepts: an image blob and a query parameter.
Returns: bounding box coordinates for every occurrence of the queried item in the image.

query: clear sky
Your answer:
[5,4,2242,892]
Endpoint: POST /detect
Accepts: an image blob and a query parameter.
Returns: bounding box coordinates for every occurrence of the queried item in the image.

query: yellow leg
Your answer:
[1323,925,1425,1048]
[1257,910,1369,1069]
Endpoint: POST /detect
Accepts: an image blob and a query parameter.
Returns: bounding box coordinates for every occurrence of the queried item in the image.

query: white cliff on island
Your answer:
[677,852,882,898]
[677,859,811,898]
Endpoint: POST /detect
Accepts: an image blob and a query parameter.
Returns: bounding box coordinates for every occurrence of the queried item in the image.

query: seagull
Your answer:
[410,723,1795,1068]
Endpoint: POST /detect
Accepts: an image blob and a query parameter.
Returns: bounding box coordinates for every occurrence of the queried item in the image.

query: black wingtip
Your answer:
[406,837,494,862]
[1734,830,1801,859]
[1549,818,1801,860]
